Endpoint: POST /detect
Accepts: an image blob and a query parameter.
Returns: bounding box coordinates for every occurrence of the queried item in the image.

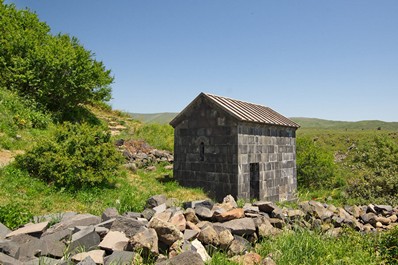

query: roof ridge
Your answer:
[202,92,271,109]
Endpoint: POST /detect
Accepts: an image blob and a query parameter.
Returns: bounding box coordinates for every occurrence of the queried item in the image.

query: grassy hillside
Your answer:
[292,117,398,131]
[130,112,178,124]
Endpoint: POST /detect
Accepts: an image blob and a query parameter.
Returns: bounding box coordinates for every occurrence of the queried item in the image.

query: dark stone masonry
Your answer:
[170,93,300,201]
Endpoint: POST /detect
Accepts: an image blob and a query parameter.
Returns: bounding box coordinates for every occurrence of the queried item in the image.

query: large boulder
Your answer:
[215,218,256,236]
[127,228,159,256]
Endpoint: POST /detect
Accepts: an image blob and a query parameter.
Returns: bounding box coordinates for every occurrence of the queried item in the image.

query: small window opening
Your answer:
[200,142,205,161]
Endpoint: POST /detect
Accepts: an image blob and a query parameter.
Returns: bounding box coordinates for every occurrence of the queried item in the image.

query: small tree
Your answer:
[16,123,123,190]
[0,2,113,120]
[296,137,338,189]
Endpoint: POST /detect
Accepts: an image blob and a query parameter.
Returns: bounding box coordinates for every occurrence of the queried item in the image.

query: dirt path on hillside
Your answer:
[0,149,24,167]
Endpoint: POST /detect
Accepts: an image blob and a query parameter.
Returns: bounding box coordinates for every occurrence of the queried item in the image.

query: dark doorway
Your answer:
[250,163,260,200]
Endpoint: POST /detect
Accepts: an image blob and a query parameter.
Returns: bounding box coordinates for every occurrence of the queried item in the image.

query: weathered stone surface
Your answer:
[376,216,391,225]
[99,230,128,251]
[18,237,65,260]
[169,212,186,232]
[110,216,146,237]
[184,200,214,210]
[213,208,245,222]
[184,229,199,241]
[184,208,200,224]
[69,226,100,252]
[253,201,278,214]
[361,213,377,225]
[0,239,20,258]
[156,251,204,265]
[148,218,183,246]
[153,203,167,214]
[218,229,234,249]
[153,211,172,223]
[44,214,100,236]
[147,194,167,208]
[101,208,119,222]
[287,209,305,220]
[0,252,22,265]
[390,214,398,223]
[198,224,219,246]
[72,250,105,264]
[227,235,250,256]
[142,208,156,221]
[195,206,213,219]
[76,256,96,265]
[216,217,256,236]
[374,204,393,214]
[230,252,262,265]
[0,222,11,239]
[128,228,159,256]
[191,239,211,263]
[243,204,260,214]
[258,220,282,237]
[6,221,48,238]
[104,251,136,265]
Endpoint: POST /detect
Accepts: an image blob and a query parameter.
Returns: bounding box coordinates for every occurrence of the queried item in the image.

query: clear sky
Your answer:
[6,0,398,121]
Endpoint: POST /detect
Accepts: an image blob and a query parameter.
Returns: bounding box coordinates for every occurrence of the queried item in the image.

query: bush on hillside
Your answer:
[0,3,113,120]
[16,123,123,190]
[379,226,398,264]
[296,137,339,189]
[347,135,398,204]
[133,123,174,151]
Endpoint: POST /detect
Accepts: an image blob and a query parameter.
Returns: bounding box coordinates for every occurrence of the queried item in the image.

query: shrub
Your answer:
[347,135,398,204]
[0,202,33,230]
[133,123,174,151]
[379,226,398,264]
[296,137,339,189]
[16,122,123,190]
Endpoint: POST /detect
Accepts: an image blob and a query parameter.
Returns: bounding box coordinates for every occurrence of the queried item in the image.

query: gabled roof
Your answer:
[170,92,300,128]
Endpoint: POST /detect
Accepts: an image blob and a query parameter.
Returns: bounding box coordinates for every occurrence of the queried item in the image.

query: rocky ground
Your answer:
[0,194,397,265]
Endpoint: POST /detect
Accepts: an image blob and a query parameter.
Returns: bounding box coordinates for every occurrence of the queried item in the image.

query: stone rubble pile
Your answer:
[0,194,397,265]
[116,139,174,171]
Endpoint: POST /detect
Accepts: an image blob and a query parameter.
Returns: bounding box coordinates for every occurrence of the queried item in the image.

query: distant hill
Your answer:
[291,117,398,131]
[129,112,178,124]
[128,113,398,131]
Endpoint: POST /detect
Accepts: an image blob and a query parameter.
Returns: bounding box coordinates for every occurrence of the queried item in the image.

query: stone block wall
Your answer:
[173,98,240,200]
[237,123,297,201]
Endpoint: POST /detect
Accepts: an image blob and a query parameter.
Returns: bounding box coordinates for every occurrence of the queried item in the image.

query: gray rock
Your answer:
[94,218,115,230]
[104,251,136,265]
[195,206,213,219]
[184,229,199,241]
[253,201,278,214]
[69,226,100,253]
[110,216,146,237]
[22,257,64,265]
[98,230,129,251]
[149,218,183,246]
[0,252,22,265]
[184,200,214,210]
[198,224,219,246]
[146,194,167,208]
[153,203,167,214]
[227,236,250,256]
[218,229,234,249]
[43,214,100,236]
[361,213,377,225]
[216,218,256,236]
[75,255,96,265]
[127,228,159,256]
[6,221,48,238]
[123,212,142,219]
[0,239,20,258]
[374,205,393,214]
[169,212,186,232]
[18,237,65,260]
[142,208,156,221]
[184,208,200,224]
[191,239,211,263]
[101,208,119,222]
[243,204,259,214]
[156,251,204,265]
[0,222,11,239]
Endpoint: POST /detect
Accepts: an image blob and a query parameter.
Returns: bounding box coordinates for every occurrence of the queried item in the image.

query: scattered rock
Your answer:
[213,208,245,222]
[101,208,119,222]
[148,218,183,246]
[127,228,159,256]
[216,217,256,236]
[198,224,220,246]
[99,230,129,251]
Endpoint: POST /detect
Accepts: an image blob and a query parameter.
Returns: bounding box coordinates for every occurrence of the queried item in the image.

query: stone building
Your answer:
[170,93,300,202]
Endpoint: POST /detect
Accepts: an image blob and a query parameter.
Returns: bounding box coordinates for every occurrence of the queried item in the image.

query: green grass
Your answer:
[207,228,382,265]
[0,163,206,227]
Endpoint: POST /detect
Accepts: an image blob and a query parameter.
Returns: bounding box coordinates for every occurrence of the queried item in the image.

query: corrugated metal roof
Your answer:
[203,93,300,128]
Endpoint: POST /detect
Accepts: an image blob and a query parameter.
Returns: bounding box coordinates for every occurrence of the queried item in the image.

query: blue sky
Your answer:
[6,1,398,121]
